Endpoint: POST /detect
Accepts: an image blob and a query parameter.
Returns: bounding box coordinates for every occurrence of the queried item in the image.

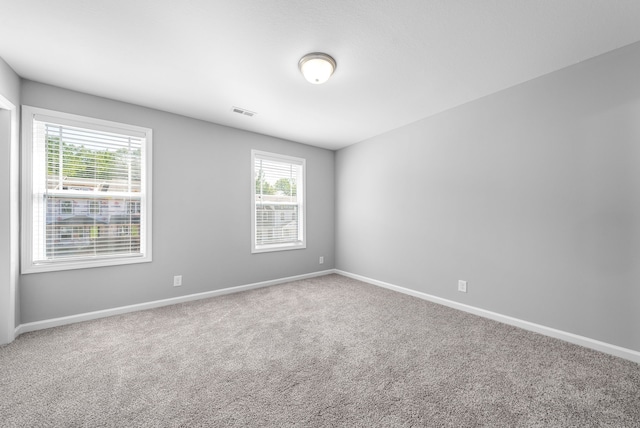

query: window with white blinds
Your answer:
[21,106,152,273]
[252,150,306,253]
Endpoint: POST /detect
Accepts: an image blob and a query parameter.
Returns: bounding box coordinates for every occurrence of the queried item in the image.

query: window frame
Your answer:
[21,105,153,273]
[251,150,306,253]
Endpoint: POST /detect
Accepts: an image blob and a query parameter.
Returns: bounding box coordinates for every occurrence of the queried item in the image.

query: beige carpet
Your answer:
[1,274,638,427]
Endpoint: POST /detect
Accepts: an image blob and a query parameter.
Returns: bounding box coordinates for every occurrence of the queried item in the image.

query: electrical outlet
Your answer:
[319,256,324,265]
[173,275,182,287]
[458,280,467,293]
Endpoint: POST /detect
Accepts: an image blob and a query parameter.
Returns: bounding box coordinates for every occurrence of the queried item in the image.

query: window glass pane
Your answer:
[37,121,144,262]
[252,151,305,252]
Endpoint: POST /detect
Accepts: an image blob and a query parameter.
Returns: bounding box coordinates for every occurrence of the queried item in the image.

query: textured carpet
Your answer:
[1,274,639,427]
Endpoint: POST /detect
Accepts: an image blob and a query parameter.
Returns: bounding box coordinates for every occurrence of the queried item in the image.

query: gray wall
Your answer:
[0,57,20,343]
[20,81,335,323]
[336,42,640,352]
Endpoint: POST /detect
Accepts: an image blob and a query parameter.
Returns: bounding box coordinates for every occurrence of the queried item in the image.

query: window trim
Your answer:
[251,150,306,253]
[21,105,153,273]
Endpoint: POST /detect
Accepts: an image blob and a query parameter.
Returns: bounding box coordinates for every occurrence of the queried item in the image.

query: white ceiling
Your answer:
[1,1,640,150]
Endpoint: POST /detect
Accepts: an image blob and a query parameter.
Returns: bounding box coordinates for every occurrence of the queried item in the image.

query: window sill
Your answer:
[22,254,152,274]
[252,242,306,254]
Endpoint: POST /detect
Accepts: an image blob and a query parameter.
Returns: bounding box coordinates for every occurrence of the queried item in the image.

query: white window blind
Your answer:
[22,106,152,273]
[252,150,306,253]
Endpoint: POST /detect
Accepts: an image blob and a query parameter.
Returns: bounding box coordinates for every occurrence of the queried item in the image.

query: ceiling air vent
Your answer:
[231,106,256,117]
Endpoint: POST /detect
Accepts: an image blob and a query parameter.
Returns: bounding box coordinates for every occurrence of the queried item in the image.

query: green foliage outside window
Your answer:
[46,137,141,182]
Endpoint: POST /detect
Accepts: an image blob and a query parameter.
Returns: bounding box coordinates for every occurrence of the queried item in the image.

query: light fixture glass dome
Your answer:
[299,53,336,84]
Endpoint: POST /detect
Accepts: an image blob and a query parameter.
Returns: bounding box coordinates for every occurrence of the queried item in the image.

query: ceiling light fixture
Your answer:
[298,52,336,84]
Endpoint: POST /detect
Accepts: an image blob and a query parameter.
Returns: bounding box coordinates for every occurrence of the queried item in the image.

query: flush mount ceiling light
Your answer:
[298,52,336,84]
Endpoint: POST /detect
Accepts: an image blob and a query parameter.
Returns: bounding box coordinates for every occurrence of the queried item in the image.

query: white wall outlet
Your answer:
[319,256,324,264]
[173,275,182,287]
[458,280,467,293]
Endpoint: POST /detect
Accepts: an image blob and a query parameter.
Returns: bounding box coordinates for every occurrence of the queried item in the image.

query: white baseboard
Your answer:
[335,269,640,364]
[15,269,335,337]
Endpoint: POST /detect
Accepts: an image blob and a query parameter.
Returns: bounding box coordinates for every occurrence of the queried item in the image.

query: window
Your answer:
[251,150,305,253]
[61,200,73,215]
[126,201,141,214]
[88,200,100,215]
[21,106,152,273]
